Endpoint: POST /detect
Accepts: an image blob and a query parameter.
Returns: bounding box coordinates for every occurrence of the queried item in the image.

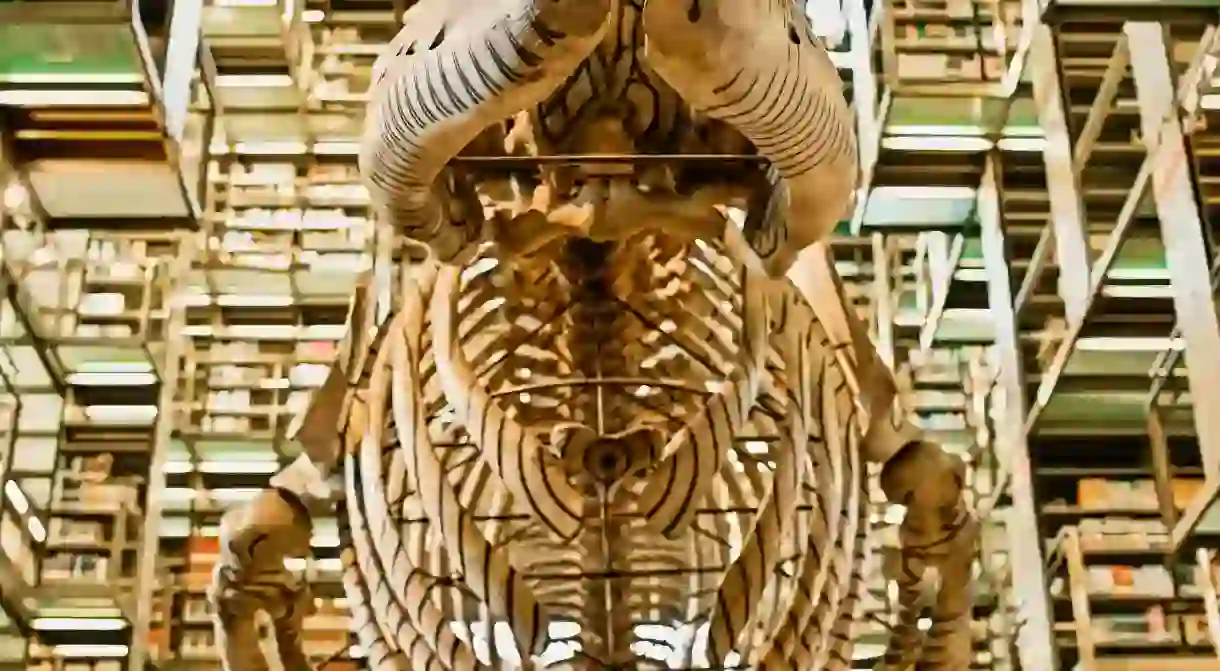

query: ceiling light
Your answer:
[3,183,28,210]
[313,141,359,155]
[33,617,128,631]
[3,480,29,515]
[1,73,144,85]
[233,141,309,155]
[882,135,994,152]
[214,0,278,7]
[217,293,293,307]
[66,372,158,386]
[199,460,280,474]
[1076,336,1185,352]
[0,90,149,107]
[216,74,293,88]
[887,124,987,136]
[998,137,1047,152]
[51,645,129,658]
[27,515,45,542]
[83,404,159,423]
[77,361,154,374]
[871,186,976,200]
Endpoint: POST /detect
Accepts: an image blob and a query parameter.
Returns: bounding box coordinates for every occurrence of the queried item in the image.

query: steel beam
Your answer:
[1073,35,1130,171]
[978,152,1059,671]
[848,0,891,237]
[1174,478,1220,554]
[846,0,879,185]
[1015,224,1054,316]
[1127,23,1220,483]
[917,233,966,357]
[1030,24,1092,324]
[871,232,896,367]
[126,237,193,671]
[1022,16,1217,433]
[1147,406,1179,529]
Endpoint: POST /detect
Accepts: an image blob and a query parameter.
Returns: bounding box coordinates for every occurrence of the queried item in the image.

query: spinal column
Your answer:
[640,0,857,277]
[360,0,611,263]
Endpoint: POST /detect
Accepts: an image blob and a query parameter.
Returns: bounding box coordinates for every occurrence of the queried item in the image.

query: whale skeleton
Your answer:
[208,2,979,669]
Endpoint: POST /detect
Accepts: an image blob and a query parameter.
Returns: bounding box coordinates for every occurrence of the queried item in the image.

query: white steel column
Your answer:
[846,0,879,204]
[127,237,194,671]
[979,152,1059,671]
[1126,22,1220,479]
[1029,25,1092,324]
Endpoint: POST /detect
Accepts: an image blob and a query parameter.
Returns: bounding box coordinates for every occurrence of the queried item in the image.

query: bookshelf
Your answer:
[0,220,190,669]
[146,4,386,659]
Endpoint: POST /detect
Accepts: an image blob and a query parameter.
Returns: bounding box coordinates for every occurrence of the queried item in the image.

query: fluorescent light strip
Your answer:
[83,404,159,422]
[216,74,294,88]
[3,481,29,515]
[66,372,158,386]
[886,124,987,136]
[201,460,280,474]
[51,645,129,658]
[882,135,995,152]
[997,137,1047,152]
[871,186,976,200]
[0,90,149,107]
[0,73,145,85]
[313,141,360,155]
[27,516,46,543]
[33,617,128,631]
[1076,336,1184,352]
[164,460,281,475]
[217,293,294,307]
[233,141,309,155]
[77,361,153,374]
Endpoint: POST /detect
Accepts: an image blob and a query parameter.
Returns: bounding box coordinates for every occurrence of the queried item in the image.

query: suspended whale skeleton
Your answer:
[208,1,979,669]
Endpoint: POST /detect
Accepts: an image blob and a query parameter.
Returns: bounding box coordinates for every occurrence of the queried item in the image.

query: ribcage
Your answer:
[336,230,871,669]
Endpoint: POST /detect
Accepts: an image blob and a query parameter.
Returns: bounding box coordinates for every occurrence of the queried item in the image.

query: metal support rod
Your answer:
[1196,548,1220,659]
[846,0,878,180]
[1030,24,1091,324]
[127,235,194,671]
[977,152,1058,671]
[1023,20,1220,433]
[1146,259,1220,405]
[1147,405,1179,530]
[1127,22,1220,477]
[1174,478,1220,554]
[1073,35,1129,173]
[848,0,891,237]
[1015,224,1053,316]
[1063,527,1097,671]
[871,232,896,368]
[1178,26,1220,122]
[918,233,966,357]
